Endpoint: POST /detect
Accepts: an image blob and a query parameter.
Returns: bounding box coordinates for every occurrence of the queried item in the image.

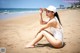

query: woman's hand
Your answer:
[36,27,45,35]
[39,8,43,14]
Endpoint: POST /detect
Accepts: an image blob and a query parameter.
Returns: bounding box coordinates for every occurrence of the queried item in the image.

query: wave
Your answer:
[0,8,39,20]
[0,8,39,14]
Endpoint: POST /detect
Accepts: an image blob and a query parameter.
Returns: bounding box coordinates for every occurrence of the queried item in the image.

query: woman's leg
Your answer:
[41,31,62,48]
[25,31,44,48]
[26,30,62,48]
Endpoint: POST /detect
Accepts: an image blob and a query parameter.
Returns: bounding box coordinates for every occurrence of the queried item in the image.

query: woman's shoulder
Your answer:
[49,17,57,23]
[48,18,57,26]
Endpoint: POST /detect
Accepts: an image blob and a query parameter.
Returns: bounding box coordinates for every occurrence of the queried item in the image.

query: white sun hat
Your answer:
[46,5,57,13]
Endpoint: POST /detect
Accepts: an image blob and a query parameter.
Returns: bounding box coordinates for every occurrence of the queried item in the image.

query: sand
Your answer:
[0,9,80,53]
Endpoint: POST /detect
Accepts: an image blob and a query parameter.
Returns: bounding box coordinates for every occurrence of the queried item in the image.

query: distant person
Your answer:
[26,5,63,48]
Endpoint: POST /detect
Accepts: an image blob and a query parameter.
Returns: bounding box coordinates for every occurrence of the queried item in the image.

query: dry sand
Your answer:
[0,9,80,53]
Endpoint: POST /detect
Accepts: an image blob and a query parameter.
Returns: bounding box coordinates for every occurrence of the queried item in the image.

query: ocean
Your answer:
[0,8,39,20]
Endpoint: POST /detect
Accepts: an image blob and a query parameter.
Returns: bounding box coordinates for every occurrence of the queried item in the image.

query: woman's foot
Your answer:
[25,45,35,48]
[25,43,35,48]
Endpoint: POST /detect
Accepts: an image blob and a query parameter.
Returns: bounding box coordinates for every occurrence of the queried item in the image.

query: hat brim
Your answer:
[44,8,54,12]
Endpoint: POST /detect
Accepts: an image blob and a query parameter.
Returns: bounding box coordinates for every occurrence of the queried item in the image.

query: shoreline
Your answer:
[0,9,80,20]
[0,11,39,20]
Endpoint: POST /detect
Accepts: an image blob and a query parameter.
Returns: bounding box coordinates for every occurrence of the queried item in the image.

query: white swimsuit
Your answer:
[45,17,63,44]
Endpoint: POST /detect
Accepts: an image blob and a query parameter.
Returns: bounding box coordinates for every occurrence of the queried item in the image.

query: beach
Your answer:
[0,9,80,53]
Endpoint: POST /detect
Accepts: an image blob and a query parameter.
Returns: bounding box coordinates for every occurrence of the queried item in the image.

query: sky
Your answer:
[0,0,71,8]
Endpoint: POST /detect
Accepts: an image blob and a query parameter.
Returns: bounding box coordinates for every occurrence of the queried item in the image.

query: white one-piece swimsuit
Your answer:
[45,16,63,45]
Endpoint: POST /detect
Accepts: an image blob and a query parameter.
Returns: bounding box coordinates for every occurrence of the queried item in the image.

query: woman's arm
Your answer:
[36,20,57,36]
[36,23,50,36]
[40,8,47,25]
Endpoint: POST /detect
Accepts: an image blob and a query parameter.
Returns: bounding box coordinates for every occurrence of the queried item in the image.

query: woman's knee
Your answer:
[40,31,46,35]
[41,30,49,35]
[39,31,44,34]
[38,31,45,36]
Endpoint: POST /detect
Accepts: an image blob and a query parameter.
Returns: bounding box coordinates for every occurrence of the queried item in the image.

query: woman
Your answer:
[26,5,63,48]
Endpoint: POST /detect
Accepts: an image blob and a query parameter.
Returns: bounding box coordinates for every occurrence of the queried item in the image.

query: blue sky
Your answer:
[0,0,70,8]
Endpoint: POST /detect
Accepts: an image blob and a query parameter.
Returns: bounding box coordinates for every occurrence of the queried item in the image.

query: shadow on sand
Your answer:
[36,42,66,49]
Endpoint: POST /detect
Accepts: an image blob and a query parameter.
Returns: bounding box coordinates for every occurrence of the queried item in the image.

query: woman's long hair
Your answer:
[54,12,62,26]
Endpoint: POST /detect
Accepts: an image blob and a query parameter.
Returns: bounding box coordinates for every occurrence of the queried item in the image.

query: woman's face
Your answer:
[46,10,54,18]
